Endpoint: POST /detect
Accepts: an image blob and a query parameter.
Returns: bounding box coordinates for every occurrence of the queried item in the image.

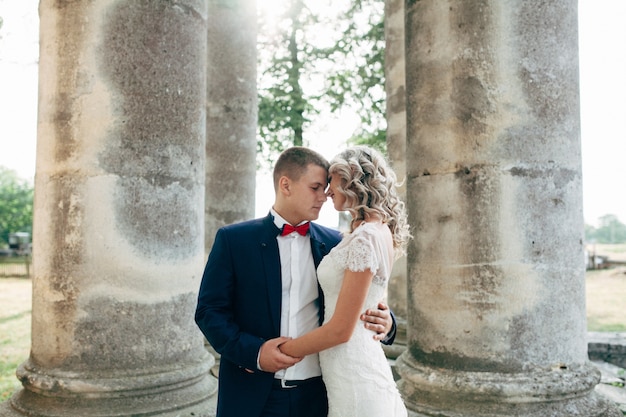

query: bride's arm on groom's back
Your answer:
[279,268,374,357]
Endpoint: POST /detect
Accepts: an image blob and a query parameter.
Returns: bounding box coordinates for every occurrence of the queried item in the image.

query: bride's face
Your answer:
[326,172,348,212]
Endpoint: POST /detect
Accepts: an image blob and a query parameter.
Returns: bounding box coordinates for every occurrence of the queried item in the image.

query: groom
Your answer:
[195,147,396,417]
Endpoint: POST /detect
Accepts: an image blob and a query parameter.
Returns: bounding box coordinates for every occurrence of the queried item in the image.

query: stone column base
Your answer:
[2,356,217,417]
[396,351,622,417]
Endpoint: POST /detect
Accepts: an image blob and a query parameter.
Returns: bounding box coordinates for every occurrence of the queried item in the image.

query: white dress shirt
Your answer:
[270,208,322,381]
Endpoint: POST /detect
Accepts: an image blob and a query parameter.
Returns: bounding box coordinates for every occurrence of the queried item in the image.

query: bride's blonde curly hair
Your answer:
[329,146,411,255]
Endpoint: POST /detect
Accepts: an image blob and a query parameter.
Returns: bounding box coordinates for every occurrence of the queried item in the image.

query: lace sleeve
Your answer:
[340,234,379,273]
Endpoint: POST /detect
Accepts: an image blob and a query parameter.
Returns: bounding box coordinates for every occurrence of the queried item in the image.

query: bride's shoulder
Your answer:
[351,221,388,239]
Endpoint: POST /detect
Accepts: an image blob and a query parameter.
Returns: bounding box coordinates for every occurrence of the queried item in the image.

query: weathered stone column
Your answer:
[2,2,217,416]
[397,1,621,416]
[384,0,408,361]
[205,0,257,254]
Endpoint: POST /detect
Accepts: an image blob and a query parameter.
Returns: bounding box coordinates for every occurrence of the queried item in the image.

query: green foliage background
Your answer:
[256,0,387,168]
[0,167,33,247]
[585,214,626,244]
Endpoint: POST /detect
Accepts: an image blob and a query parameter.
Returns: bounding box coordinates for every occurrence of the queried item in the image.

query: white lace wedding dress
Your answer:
[318,222,408,417]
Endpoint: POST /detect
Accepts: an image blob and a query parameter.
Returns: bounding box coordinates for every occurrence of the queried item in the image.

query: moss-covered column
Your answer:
[397,1,621,416]
[3,2,217,416]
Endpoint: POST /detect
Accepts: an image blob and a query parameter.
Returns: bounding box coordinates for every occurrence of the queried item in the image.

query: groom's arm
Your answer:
[195,228,266,371]
[196,227,301,373]
[361,302,397,345]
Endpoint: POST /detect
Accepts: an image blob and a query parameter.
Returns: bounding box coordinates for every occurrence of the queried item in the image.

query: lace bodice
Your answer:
[317,222,407,417]
[320,222,393,321]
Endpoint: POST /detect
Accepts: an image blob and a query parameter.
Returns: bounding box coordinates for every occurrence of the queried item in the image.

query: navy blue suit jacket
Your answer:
[195,214,342,417]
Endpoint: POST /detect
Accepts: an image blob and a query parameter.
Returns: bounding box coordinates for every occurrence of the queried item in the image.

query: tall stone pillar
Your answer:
[205,0,257,255]
[397,1,621,416]
[384,0,408,361]
[2,2,217,416]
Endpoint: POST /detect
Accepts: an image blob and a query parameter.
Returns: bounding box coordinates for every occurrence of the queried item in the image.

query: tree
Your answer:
[585,214,626,244]
[257,0,387,167]
[0,167,33,247]
[597,214,626,243]
[322,0,387,154]
[584,223,597,242]
[257,0,317,168]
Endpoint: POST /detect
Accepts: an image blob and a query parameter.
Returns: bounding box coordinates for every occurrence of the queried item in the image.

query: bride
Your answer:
[279,146,410,417]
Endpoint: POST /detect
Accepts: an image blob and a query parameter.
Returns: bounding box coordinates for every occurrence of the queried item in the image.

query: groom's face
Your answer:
[283,163,329,224]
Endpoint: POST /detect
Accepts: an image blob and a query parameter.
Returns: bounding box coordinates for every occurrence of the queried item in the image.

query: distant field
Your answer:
[589,243,626,262]
[586,266,626,332]
[585,244,626,332]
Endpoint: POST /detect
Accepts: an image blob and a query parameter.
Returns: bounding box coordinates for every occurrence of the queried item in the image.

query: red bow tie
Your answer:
[281,222,310,236]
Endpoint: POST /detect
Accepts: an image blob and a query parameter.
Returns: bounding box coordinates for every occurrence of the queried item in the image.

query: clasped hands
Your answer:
[255,302,393,373]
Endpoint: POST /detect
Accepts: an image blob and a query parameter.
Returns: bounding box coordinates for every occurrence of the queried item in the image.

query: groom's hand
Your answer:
[259,336,302,373]
[361,302,393,341]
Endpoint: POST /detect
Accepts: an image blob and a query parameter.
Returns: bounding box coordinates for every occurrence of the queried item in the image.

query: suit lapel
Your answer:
[309,225,332,268]
[309,224,333,325]
[260,215,282,335]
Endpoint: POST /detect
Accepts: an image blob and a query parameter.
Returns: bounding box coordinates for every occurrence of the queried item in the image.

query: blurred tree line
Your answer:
[585,214,626,244]
[0,167,33,247]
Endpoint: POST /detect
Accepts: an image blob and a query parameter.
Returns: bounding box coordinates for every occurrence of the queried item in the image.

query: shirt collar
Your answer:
[270,207,309,230]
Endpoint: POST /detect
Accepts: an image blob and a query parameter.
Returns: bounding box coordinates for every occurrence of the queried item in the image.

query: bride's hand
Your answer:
[259,337,302,373]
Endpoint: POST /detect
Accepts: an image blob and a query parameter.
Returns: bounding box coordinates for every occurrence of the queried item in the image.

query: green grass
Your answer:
[0,278,31,403]
[0,358,23,402]
[586,268,626,332]
[587,319,626,332]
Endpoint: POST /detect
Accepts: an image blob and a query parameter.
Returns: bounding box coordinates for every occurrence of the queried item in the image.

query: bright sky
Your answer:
[0,0,624,227]
[578,0,626,226]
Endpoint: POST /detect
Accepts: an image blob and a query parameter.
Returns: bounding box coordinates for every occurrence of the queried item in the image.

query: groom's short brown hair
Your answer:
[273,147,330,191]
